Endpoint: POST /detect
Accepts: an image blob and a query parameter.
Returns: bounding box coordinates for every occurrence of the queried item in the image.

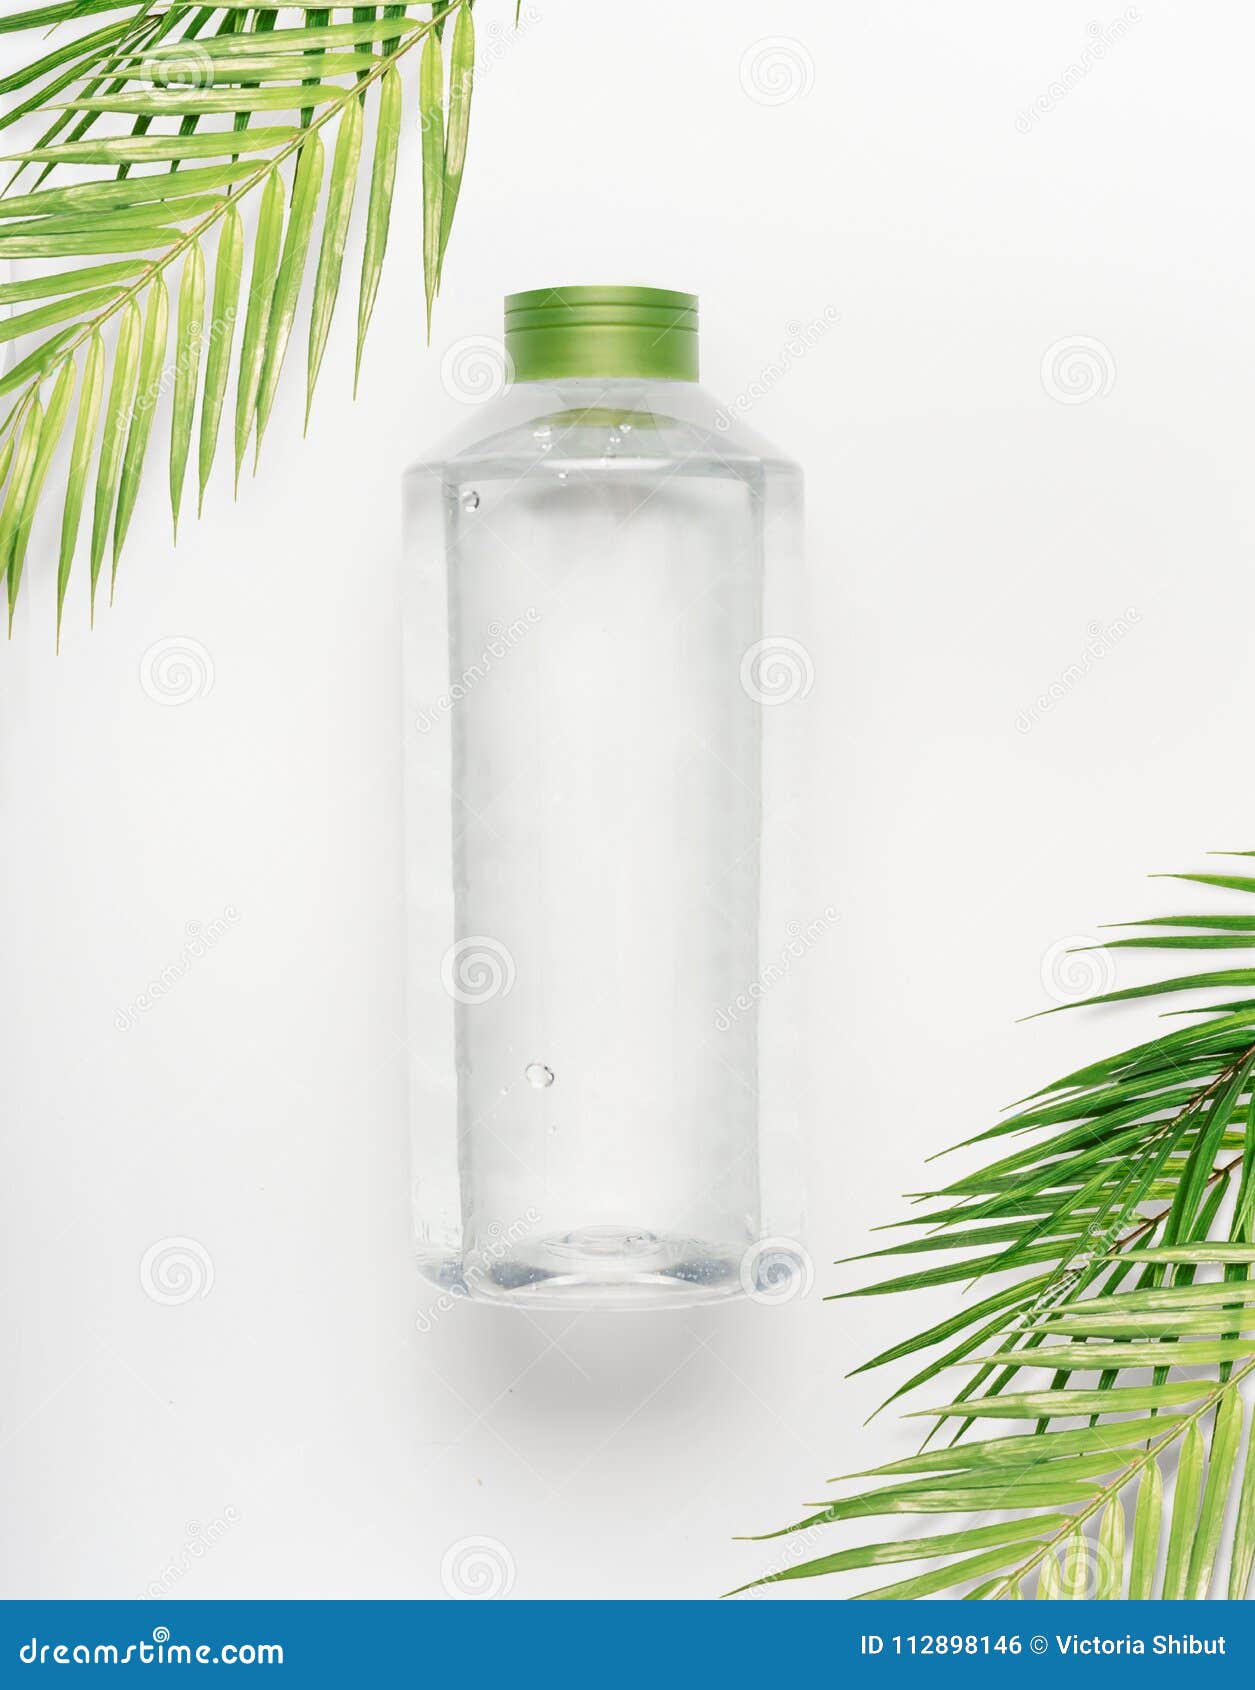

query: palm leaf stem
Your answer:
[983,1356,1255,1598]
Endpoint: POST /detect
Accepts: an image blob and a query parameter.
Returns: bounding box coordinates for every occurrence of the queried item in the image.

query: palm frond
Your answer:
[741,858,1255,1598]
[0,0,484,640]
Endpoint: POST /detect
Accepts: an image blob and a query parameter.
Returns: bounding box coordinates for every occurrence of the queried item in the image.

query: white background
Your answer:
[3,0,1254,1599]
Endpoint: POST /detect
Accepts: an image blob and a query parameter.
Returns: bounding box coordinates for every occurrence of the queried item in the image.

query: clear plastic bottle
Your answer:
[404,287,805,1309]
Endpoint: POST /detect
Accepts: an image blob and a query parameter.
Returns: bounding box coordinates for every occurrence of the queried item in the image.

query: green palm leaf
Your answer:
[354,62,400,395]
[418,21,443,337]
[437,1,473,284]
[57,329,105,648]
[305,91,362,426]
[168,237,204,539]
[88,292,140,618]
[111,268,168,589]
[742,858,1255,1598]
[8,353,74,626]
[253,127,324,462]
[0,0,482,640]
[0,396,44,624]
[197,200,242,514]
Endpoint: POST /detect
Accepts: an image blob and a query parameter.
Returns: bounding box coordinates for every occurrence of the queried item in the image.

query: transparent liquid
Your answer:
[404,382,803,1308]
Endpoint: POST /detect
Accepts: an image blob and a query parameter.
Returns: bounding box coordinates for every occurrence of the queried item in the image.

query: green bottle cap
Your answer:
[504,286,698,383]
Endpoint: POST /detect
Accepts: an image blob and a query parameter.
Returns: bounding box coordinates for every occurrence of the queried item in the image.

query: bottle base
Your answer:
[419,1227,748,1311]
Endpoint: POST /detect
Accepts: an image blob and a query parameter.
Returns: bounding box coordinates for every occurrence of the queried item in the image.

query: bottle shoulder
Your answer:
[405,378,801,486]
